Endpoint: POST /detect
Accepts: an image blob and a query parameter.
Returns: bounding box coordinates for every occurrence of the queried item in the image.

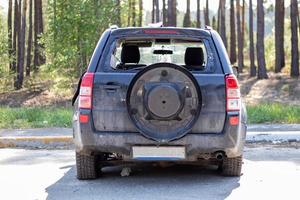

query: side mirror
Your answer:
[232,66,239,78]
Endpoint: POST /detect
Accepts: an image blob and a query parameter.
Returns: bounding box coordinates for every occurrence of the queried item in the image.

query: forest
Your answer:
[0,0,299,91]
[0,0,299,128]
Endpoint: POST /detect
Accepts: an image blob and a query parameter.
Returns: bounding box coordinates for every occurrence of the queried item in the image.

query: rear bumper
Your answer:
[73,110,247,160]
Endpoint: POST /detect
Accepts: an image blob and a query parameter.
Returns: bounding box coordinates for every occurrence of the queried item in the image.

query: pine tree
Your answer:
[212,16,217,29]
[219,0,227,48]
[241,0,245,48]
[249,0,256,77]
[8,0,13,71]
[274,0,285,73]
[33,0,45,69]
[290,0,299,77]
[132,0,136,26]
[155,0,159,22]
[15,0,27,89]
[183,0,191,27]
[116,0,121,27]
[167,0,176,26]
[12,0,19,72]
[205,0,209,25]
[256,0,268,79]
[196,0,201,28]
[26,0,33,76]
[230,0,237,63]
[236,0,244,71]
[217,1,221,31]
[139,0,143,26]
[162,0,167,25]
[129,0,132,25]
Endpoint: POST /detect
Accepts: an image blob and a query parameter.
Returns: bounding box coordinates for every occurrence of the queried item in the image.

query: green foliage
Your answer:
[247,103,300,124]
[44,0,119,77]
[0,7,8,75]
[0,107,72,128]
[264,34,275,71]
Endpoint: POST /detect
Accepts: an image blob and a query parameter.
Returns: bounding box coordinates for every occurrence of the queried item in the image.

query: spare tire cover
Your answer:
[126,63,202,142]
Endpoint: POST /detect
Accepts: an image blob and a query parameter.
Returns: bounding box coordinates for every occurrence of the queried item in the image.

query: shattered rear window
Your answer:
[109,38,208,70]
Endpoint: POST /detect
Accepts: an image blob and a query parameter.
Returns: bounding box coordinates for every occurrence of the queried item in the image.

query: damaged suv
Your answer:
[73,27,247,179]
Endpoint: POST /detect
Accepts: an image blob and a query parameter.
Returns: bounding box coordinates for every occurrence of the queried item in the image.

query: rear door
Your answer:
[92,30,226,134]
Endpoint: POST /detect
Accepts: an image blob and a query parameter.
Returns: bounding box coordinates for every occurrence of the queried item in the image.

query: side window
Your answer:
[202,39,217,72]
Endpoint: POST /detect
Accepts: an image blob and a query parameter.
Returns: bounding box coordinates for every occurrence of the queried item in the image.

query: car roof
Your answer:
[110,27,211,38]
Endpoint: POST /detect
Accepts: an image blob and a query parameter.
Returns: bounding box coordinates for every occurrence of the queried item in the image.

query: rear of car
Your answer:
[73,27,247,179]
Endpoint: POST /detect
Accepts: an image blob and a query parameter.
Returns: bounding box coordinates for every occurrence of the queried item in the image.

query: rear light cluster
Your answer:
[79,73,94,109]
[79,72,94,123]
[225,74,241,112]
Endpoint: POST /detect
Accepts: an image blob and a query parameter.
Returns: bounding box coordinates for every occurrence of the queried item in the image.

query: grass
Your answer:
[247,103,300,124]
[0,107,72,129]
[0,103,300,129]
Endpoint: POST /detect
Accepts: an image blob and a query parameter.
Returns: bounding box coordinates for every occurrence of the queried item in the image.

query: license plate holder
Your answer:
[132,146,186,161]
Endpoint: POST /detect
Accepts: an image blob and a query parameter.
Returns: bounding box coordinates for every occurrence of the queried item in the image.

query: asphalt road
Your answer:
[1,147,300,200]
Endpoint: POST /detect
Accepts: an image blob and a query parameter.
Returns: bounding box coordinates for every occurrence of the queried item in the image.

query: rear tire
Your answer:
[76,152,99,180]
[221,156,243,176]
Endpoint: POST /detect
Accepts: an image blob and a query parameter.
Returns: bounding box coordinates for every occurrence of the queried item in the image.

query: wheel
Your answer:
[221,156,243,176]
[76,152,99,180]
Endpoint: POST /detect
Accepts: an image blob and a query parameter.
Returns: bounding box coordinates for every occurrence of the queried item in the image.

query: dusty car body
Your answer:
[73,27,247,179]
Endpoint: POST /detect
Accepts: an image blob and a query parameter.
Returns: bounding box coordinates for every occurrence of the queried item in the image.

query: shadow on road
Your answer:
[46,164,240,200]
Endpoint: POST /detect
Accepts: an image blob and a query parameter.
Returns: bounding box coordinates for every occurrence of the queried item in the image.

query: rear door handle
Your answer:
[103,84,120,92]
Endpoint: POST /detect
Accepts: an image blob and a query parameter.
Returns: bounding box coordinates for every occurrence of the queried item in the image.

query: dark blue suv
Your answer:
[73,27,247,179]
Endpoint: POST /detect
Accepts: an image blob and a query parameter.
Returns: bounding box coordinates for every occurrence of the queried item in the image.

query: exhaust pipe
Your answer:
[215,152,224,161]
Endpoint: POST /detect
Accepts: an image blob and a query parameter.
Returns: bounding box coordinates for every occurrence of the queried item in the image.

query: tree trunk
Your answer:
[15,0,21,88]
[212,16,217,30]
[172,0,176,26]
[8,0,13,71]
[196,0,200,28]
[132,0,136,26]
[162,0,167,25]
[236,0,244,71]
[15,0,27,89]
[33,0,38,68]
[219,0,227,49]
[274,0,285,73]
[298,9,300,36]
[249,0,256,77]
[26,0,33,76]
[33,0,45,70]
[290,0,299,77]
[205,0,209,25]
[155,0,159,23]
[151,0,154,23]
[217,2,221,32]
[138,0,143,26]
[230,0,236,63]
[183,0,191,27]
[116,0,121,27]
[37,0,44,64]
[167,0,176,26]
[12,0,19,72]
[128,0,132,25]
[242,0,245,47]
[256,0,268,79]
[152,0,159,23]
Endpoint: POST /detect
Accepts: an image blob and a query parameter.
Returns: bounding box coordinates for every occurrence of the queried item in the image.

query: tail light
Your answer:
[79,72,94,109]
[225,74,240,111]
